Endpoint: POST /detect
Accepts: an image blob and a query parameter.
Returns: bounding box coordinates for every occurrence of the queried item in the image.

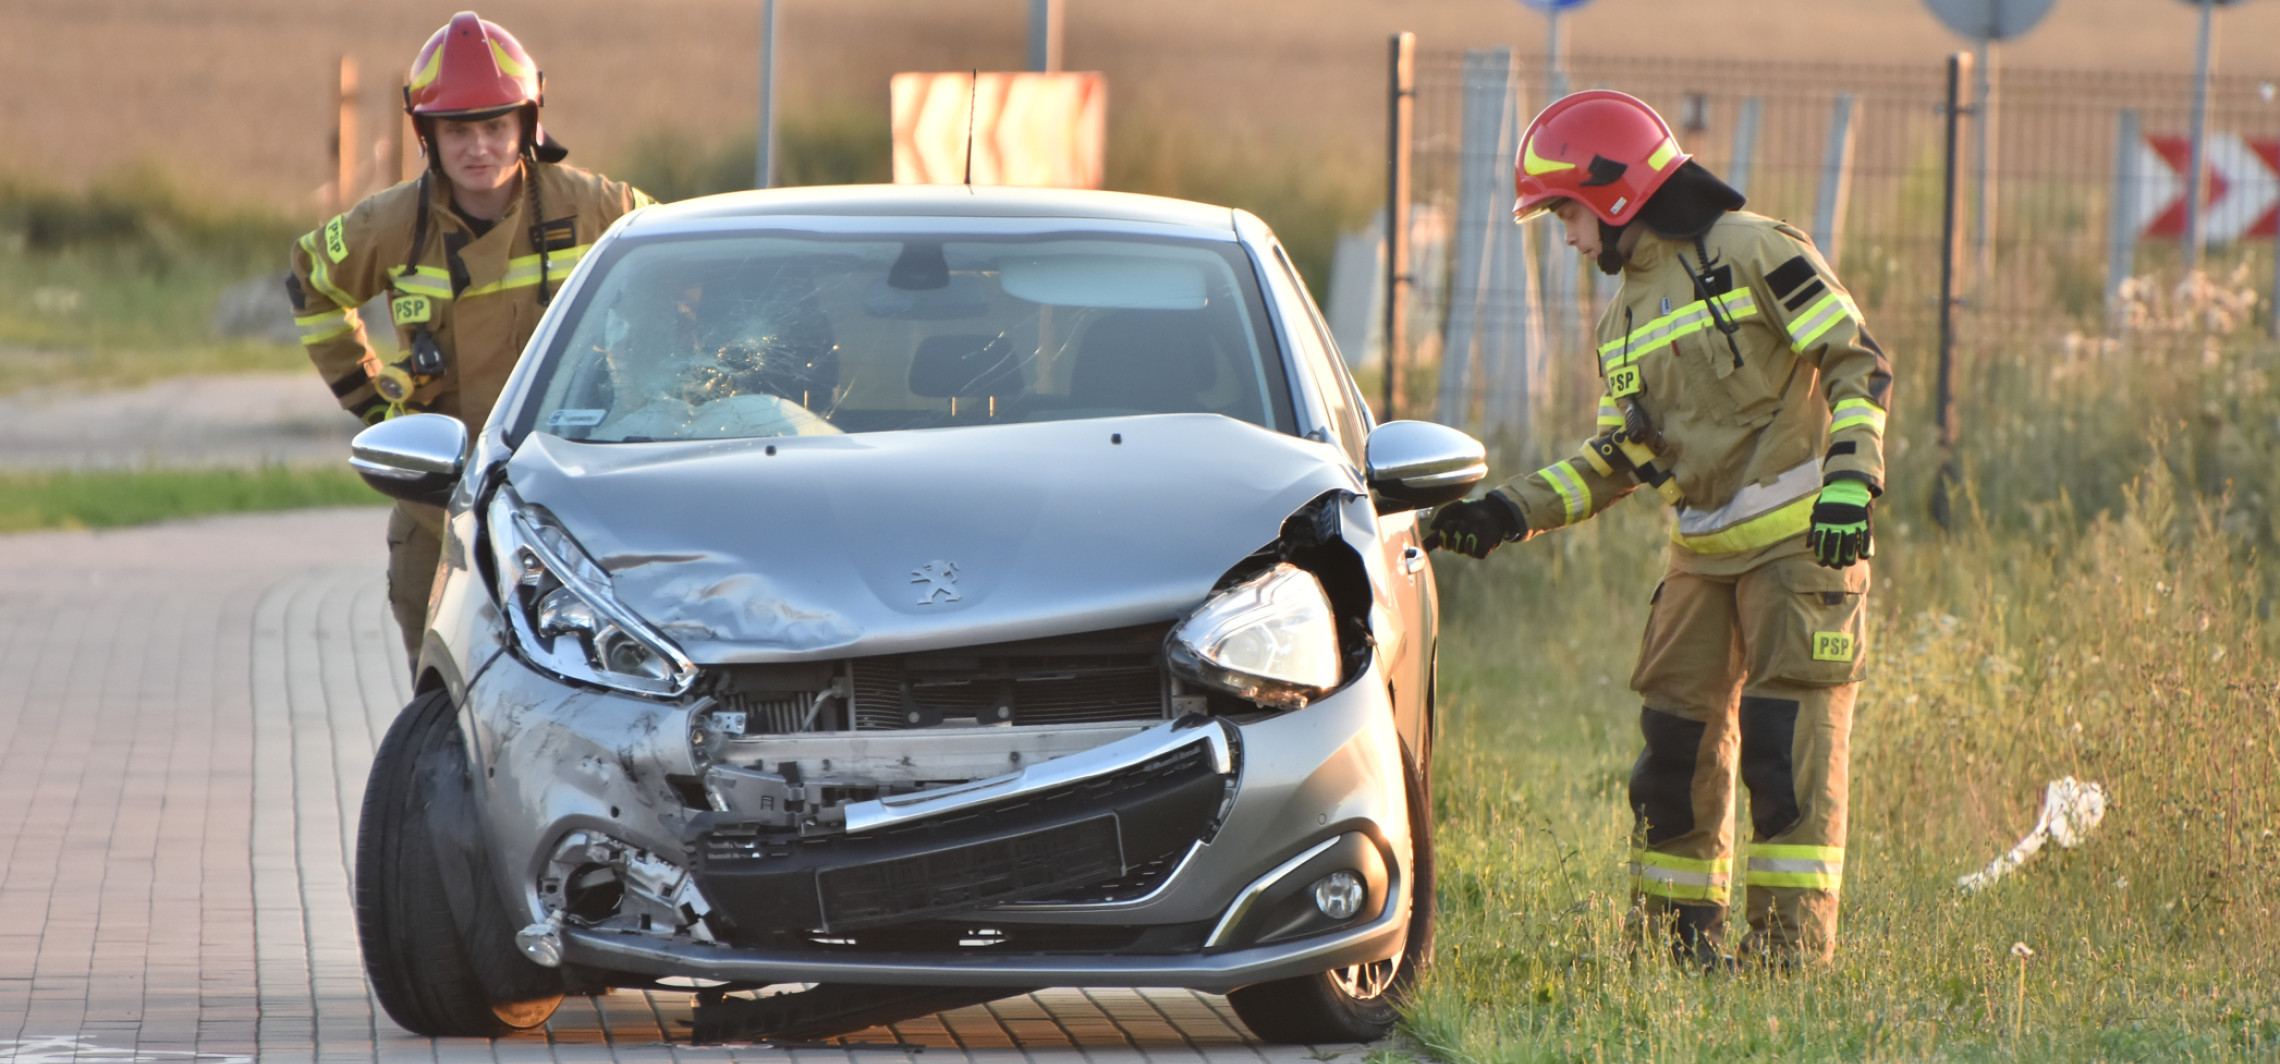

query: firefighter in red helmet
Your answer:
[1430,90,1892,969]
[289,12,655,668]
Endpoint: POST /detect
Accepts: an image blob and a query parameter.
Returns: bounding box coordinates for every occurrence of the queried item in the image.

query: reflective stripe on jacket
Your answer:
[1489,212,1892,558]
[286,162,654,427]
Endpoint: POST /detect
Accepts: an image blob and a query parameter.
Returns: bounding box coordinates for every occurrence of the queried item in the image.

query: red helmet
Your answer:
[404,12,541,119]
[1513,90,1689,227]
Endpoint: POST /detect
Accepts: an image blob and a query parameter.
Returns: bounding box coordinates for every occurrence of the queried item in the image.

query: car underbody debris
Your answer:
[687,983,1036,1043]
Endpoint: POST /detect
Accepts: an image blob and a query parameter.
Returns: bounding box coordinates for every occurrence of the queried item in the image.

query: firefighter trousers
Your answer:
[384,501,447,671]
[1625,549,1868,965]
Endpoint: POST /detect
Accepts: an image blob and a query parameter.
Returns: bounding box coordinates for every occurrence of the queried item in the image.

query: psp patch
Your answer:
[390,295,433,326]
[1811,631,1856,662]
[323,216,349,263]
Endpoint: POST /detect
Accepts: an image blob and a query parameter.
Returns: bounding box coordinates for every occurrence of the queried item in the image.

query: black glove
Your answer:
[1807,479,1874,569]
[1427,493,1526,559]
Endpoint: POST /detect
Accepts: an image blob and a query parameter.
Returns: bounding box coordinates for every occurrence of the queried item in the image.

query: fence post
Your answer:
[1727,97,1762,198]
[2108,109,2141,325]
[1437,49,1513,430]
[1813,93,1857,266]
[1932,54,1970,531]
[1383,32,1416,420]
[333,55,359,216]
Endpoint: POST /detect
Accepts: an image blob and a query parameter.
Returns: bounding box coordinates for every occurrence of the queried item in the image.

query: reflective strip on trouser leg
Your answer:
[1629,848,1732,904]
[1746,844,1844,889]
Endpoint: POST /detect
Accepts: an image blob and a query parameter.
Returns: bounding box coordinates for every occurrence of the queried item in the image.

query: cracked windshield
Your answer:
[524,233,1291,442]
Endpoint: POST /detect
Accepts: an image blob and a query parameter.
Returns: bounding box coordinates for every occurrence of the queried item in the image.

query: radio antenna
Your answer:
[964,68,978,187]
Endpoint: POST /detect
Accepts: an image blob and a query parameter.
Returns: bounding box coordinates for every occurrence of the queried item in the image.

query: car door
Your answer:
[1262,244,1434,754]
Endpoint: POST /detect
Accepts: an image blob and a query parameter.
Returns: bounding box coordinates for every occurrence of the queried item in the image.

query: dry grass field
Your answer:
[11,0,2280,211]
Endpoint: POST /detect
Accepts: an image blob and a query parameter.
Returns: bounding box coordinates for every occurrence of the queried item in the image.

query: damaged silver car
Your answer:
[348,186,1486,1044]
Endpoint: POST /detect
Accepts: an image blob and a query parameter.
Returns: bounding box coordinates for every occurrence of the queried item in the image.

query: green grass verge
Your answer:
[1409,467,2280,1061]
[0,466,381,534]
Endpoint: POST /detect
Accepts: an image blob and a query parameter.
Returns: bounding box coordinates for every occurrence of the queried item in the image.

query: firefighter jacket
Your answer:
[287,162,653,428]
[1489,211,1892,573]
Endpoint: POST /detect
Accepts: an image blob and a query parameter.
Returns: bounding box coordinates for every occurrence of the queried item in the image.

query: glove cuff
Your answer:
[1818,480,1874,508]
[1486,490,1530,541]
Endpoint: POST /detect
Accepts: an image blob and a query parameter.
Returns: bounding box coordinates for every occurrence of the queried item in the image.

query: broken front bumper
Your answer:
[458,638,1413,992]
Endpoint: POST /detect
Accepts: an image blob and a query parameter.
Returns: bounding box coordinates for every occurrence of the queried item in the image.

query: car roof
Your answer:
[621,184,1239,235]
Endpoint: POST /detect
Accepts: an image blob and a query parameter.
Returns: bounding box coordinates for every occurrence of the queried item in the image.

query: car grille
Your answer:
[817,815,1123,928]
[707,623,1174,733]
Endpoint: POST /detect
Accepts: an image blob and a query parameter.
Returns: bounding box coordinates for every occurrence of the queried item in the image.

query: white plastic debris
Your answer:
[1958,776,2108,893]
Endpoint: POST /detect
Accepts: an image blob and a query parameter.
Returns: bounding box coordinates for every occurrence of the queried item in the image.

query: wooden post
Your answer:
[1383,32,1415,421]
[334,55,360,215]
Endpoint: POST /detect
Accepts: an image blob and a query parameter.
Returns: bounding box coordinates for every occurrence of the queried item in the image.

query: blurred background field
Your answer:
[3,1,2279,1057]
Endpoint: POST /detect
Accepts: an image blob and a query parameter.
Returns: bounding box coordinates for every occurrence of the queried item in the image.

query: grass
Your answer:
[0,466,378,534]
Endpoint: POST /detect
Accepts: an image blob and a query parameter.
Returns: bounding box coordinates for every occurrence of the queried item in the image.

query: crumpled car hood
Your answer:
[505,414,1359,664]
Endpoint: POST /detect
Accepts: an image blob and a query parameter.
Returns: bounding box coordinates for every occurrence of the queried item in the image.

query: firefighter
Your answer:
[1427,90,1890,969]
[289,11,653,665]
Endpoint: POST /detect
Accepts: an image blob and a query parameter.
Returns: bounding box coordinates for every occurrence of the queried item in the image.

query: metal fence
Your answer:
[1377,47,2280,450]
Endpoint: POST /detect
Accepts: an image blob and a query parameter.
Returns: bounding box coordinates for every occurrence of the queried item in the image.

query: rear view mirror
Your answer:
[1363,420,1487,514]
[349,413,468,507]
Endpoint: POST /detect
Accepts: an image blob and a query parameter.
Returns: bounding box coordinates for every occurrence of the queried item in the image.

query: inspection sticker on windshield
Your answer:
[547,409,607,428]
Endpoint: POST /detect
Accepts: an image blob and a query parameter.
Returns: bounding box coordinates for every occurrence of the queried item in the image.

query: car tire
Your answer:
[1227,739,1435,1044]
[356,689,564,1036]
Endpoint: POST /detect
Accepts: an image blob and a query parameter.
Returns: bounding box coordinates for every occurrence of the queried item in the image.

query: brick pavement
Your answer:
[0,509,1370,1064]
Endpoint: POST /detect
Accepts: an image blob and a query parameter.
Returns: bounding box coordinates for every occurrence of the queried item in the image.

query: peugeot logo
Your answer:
[911,560,961,605]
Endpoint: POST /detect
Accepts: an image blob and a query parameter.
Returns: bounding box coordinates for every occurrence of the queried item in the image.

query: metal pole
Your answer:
[2184,0,2215,271]
[1972,38,1997,285]
[1383,32,1415,421]
[2109,109,2141,323]
[1813,93,1858,267]
[757,0,779,189]
[1028,0,1064,73]
[1545,8,1568,101]
[1932,52,1969,531]
[1728,97,1762,197]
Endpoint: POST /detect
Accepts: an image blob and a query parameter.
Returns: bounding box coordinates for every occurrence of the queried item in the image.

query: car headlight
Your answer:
[1165,563,1342,710]
[486,487,696,697]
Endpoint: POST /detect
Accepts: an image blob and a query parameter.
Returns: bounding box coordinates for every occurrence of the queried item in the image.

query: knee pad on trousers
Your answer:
[1631,707,1707,846]
[1739,695,1801,840]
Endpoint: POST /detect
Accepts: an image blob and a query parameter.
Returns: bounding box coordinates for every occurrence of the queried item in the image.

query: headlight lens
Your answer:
[487,487,695,697]
[1165,563,1342,710]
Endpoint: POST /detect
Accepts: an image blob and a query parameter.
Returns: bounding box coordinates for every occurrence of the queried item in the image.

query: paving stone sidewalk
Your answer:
[0,509,1364,1064]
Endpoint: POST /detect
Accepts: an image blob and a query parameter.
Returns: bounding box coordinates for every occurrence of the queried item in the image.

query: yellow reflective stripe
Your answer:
[1540,461,1589,524]
[1629,850,1732,903]
[1601,290,1759,371]
[1829,397,1886,436]
[297,231,359,310]
[1671,493,1816,554]
[1788,290,1859,350]
[1596,398,1624,428]
[489,39,534,78]
[1523,135,1576,175]
[294,309,356,344]
[410,42,444,90]
[389,265,455,300]
[462,245,590,297]
[1746,847,1845,890]
[1647,138,1679,172]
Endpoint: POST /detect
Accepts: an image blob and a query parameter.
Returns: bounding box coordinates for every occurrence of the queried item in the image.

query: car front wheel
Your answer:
[1227,739,1435,1044]
[356,689,564,1036]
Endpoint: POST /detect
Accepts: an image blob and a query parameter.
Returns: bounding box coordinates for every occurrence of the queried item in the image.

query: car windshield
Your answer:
[515,230,1292,443]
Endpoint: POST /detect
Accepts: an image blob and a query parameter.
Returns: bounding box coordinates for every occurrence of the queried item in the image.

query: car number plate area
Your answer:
[818,815,1124,930]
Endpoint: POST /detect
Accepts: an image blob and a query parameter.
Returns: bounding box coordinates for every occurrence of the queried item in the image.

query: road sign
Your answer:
[1515,0,1591,11]
[2134,132,2280,243]
[889,72,1106,188]
[1921,0,2056,41]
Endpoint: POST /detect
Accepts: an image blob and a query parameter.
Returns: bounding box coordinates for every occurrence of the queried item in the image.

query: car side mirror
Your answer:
[349,413,468,507]
[1363,420,1487,514]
